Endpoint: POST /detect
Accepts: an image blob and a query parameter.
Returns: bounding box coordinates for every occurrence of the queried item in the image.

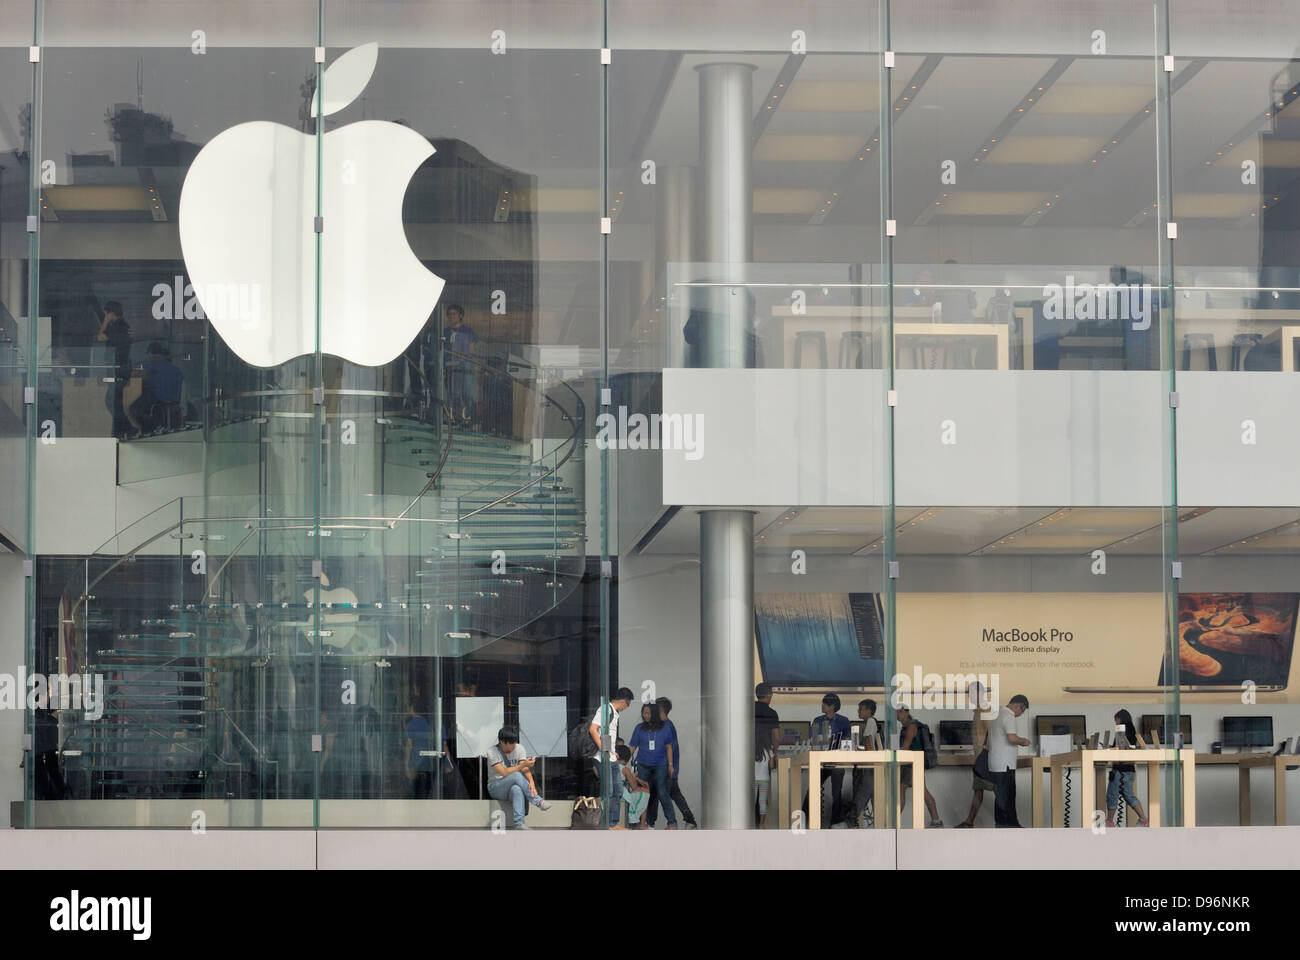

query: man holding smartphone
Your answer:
[486,725,551,830]
[989,695,1031,828]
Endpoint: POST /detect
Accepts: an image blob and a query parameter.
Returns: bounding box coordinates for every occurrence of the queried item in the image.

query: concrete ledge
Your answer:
[897,825,1300,870]
[0,829,316,870]
[316,828,900,870]
[4,825,1296,870]
[16,799,574,829]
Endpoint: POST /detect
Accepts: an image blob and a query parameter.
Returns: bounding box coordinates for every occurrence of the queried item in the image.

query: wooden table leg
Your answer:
[1034,759,1045,827]
[808,756,821,831]
[1239,765,1252,826]
[776,757,790,831]
[1080,757,1096,830]
[1032,764,1044,829]
[1096,766,1107,821]
[1275,757,1287,826]
[914,761,925,830]
[1146,760,1161,827]
[874,764,886,829]
[1051,764,1064,828]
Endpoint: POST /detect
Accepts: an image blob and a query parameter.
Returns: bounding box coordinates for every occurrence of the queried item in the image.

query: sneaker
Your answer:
[1136,818,1149,827]
[928,820,944,828]
[684,821,698,829]
[513,824,533,831]
[530,795,552,811]
[956,821,973,828]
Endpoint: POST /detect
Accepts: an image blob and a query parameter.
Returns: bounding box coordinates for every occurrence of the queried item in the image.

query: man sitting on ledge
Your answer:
[486,725,551,830]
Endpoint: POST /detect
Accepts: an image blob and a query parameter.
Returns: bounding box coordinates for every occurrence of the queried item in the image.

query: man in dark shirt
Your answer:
[802,692,851,827]
[441,304,477,426]
[754,683,780,827]
[97,301,132,437]
[127,341,183,434]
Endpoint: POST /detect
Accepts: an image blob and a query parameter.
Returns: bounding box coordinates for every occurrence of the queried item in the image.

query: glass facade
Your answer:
[4,0,1299,833]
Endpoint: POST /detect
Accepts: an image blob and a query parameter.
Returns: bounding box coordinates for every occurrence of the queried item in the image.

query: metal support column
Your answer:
[695,61,756,829]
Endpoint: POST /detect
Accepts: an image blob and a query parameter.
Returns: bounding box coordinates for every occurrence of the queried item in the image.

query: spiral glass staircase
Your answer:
[47,346,586,812]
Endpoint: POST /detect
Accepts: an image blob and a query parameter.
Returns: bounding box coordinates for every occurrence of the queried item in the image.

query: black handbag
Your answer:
[570,796,603,830]
[972,748,992,781]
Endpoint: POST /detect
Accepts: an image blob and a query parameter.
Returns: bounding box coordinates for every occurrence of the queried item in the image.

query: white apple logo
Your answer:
[178,43,444,368]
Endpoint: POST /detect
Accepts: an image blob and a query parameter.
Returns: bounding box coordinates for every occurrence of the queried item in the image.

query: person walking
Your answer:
[845,698,879,827]
[1106,709,1149,827]
[589,687,634,830]
[629,701,676,829]
[656,697,698,828]
[802,693,851,827]
[96,300,132,438]
[754,683,781,828]
[896,704,944,828]
[989,694,1031,828]
[957,682,995,828]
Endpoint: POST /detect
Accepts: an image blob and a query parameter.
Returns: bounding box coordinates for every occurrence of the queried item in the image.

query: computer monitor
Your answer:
[1140,714,1192,745]
[776,721,811,746]
[1223,716,1273,748]
[939,720,974,748]
[1035,715,1086,742]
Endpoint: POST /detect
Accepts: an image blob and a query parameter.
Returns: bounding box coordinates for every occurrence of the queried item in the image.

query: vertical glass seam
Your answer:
[879,0,899,832]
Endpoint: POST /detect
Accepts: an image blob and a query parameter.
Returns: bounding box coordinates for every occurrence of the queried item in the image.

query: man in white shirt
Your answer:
[989,694,1031,827]
[589,686,634,829]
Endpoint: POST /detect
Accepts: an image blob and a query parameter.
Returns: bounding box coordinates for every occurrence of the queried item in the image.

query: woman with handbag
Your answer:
[957,683,995,828]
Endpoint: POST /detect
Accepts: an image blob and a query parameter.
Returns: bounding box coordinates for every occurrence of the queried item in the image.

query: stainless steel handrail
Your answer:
[74,347,585,616]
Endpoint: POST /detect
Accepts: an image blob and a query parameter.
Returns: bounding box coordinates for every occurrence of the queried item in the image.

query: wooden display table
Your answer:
[770,305,1032,371]
[1049,749,1196,828]
[1195,753,1294,826]
[774,750,926,830]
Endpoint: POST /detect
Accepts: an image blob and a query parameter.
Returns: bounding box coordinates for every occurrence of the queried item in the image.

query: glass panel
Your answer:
[316,0,601,826]
[2,2,36,830]
[891,0,1174,830]
[1168,0,1300,826]
[31,0,320,828]
[609,0,886,831]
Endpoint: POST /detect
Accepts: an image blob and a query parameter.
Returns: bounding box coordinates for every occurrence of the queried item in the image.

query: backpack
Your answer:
[914,721,938,770]
[567,719,597,760]
[568,705,610,760]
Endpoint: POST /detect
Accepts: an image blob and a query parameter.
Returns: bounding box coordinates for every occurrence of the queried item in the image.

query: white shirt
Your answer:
[988,706,1019,773]
[590,703,620,763]
[858,716,880,748]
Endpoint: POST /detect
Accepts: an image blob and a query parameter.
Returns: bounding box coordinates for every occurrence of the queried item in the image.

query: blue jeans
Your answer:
[593,761,623,826]
[1107,769,1140,811]
[487,771,532,828]
[446,363,474,421]
[638,763,676,827]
